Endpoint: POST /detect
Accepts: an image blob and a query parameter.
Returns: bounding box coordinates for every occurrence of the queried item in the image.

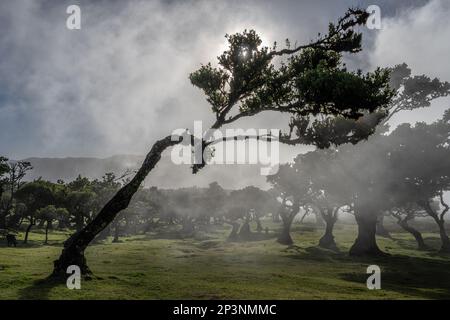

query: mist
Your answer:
[1,0,450,302]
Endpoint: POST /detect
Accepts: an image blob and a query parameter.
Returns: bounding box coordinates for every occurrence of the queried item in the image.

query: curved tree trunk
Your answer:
[419,200,450,253]
[52,135,179,277]
[350,210,386,256]
[319,216,337,249]
[277,221,293,245]
[397,220,428,250]
[24,220,34,244]
[436,220,450,253]
[299,209,309,224]
[277,200,299,246]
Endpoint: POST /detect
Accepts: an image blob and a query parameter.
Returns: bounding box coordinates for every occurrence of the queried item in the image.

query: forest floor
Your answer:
[1,222,450,299]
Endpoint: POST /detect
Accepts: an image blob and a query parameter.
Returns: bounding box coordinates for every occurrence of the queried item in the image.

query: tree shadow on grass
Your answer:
[17,276,62,300]
[340,255,450,299]
[392,236,442,252]
[284,246,450,299]
[284,245,345,262]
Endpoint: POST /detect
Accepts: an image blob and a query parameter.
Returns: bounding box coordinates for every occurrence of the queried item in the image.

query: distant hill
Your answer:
[23,154,270,190]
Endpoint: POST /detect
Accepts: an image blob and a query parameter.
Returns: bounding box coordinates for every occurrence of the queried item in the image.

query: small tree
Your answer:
[297,150,351,249]
[267,163,310,245]
[36,206,68,244]
[0,160,32,229]
[389,204,429,250]
[15,181,56,244]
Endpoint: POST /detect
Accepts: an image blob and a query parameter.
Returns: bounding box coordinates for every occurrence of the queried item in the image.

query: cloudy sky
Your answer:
[1,0,449,160]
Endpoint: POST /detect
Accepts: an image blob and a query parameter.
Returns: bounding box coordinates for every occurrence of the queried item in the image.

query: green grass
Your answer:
[1,222,450,300]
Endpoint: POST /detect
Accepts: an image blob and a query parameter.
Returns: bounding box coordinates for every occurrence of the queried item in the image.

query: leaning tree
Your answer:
[386,111,450,252]
[52,9,394,276]
[389,203,429,250]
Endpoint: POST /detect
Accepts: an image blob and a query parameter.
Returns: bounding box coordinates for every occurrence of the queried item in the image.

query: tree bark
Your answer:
[319,215,337,249]
[397,220,427,250]
[350,209,386,256]
[93,225,111,243]
[52,135,180,277]
[0,213,6,229]
[24,220,34,244]
[277,200,300,245]
[277,220,294,245]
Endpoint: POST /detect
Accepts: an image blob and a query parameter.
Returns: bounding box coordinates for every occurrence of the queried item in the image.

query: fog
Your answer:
[1,0,448,161]
[2,1,450,300]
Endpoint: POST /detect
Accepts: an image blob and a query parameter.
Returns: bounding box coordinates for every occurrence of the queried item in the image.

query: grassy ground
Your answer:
[1,222,450,300]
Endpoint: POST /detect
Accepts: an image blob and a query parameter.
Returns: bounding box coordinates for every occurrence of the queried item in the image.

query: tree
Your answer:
[66,190,96,231]
[331,136,391,256]
[52,9,394,276]
[36,206,68,244]
[220,186,272,241]
[331,65,450,256]
[297,150,351,249]
[372,63,450,239]
[0,157,9,227]
[15,180,56,244]
[338,109,450,255]
[386,111,450,252]
[267,163,309,245]
[389,204,429,250]
[0,160,32,229]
